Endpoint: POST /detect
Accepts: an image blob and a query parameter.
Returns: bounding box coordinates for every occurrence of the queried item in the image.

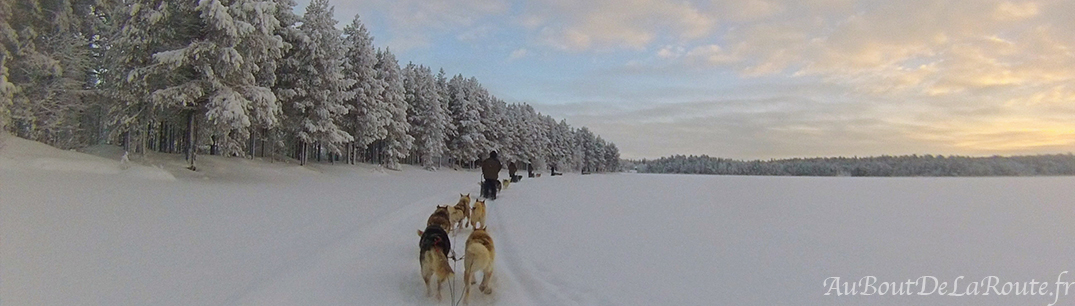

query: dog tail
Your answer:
[436,248,455,275]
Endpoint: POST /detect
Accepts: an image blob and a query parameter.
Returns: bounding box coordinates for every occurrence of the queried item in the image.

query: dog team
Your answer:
[417,193,496,304]
[417,150,525,303]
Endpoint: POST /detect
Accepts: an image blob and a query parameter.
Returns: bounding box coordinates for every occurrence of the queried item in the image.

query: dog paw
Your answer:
[481,286,492,294]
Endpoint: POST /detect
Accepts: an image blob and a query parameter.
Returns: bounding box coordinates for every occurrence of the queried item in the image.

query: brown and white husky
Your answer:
[425,205,452,234]
[417,225,454,301]
[469,199,487,229]
[449,193,471,230]
[463,226,495,304]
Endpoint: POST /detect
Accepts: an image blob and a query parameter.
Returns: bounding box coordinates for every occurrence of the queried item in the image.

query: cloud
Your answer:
[684,44,737,66]
[994,1,1040,20]
[656,45,686,59]
[523,0,716,51]
[508,48,529,60]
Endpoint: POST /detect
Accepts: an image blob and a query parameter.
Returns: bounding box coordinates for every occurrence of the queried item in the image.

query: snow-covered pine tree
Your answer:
[604,142,621,171]
[341,15,385,163]
[244,0,299,158]
[446,74,486,166]
[4,0,95,148]
[535,114,558,169]
[470,78,498,154]
[522,104,550,168]
[500,103,523,164]
[0,0,14,132]
[490,97,513,158]
[404,64,449,170]
[592,136,607,172]
[105,0,159,155]
[374,48,412,170]
[267,0,305,160]
[276,0,353,165]
[547,119,574,171]
[575,126,596,172]
[435,68,455,146]
[125,0,286,169]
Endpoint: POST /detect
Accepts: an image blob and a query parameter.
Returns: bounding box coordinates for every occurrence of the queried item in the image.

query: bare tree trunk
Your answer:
[141,121,149,157]
[186,109,196,171]
[248,128,256,159]
[123,128,131,153]
[300,141,307,166]
[158,122,165,153]
[268,128,274,163]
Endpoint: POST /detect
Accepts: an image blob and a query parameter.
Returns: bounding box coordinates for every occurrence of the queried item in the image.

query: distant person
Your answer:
[481,151,502,200]
[550,163,561,176]
[527,161,534,178]
[508,161,519,182]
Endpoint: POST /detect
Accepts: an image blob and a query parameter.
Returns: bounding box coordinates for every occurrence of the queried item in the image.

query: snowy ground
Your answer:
[4,133,1075,306]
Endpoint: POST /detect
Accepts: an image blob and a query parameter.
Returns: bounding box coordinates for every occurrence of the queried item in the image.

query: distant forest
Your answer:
[627,154,1075,177]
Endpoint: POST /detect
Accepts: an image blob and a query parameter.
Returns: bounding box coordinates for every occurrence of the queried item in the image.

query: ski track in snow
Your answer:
[231,180,487,305]
[487,191,603,306]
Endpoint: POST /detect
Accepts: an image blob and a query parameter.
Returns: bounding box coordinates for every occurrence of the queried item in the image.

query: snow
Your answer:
[4,135,1075,306]
[0,134,175,181]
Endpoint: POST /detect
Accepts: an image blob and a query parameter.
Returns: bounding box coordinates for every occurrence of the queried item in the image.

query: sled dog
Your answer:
[425,205,453,234]
[417,225,454,301]
[464,226,495,304]
[452,193,471,228]
[448,204,467,230]
[469,199,487,229]
[501,179,510,189]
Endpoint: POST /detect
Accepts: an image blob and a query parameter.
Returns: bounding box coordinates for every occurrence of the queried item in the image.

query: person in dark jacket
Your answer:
[507,161,518,182]
[481,151,502,200]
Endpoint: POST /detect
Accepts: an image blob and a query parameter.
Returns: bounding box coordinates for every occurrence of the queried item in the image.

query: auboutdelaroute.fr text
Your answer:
[824,271,1075,306]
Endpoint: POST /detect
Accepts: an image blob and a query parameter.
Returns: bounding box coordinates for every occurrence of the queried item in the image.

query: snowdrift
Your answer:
[0,133,175,181]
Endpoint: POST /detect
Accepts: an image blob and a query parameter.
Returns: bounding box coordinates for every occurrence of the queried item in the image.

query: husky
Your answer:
[416,225,454,301]
[495,179,503,192]
[426,205,453,234]
[469,199,487,229]
[463,226,495,304]
[501,179,510,189]
[452,193,471,229]
[448,205,467,231]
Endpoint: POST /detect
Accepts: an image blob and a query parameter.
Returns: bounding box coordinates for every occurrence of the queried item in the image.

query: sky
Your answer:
[294,0,1075,160]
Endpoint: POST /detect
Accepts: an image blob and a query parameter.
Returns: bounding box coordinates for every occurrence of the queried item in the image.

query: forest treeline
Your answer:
[627,154,1075,176]
[0,0,620,172]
